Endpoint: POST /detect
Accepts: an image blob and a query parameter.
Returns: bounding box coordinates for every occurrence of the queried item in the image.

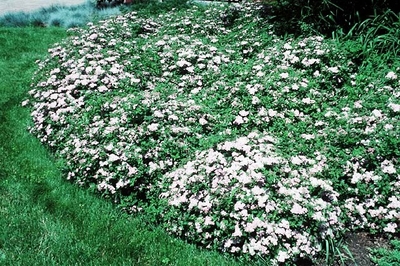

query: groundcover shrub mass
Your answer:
[24,2,399,264]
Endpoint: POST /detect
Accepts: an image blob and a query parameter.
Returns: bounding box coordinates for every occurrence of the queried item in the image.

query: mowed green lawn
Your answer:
[0,26,246,266]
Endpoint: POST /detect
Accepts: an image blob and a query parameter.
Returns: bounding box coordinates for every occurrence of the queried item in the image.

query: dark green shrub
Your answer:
[263,0,400,36]
[344,9,400,62]
[96,0,124,8]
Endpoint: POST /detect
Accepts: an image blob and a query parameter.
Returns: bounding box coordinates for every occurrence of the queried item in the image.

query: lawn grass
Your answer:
[0,26,248,266]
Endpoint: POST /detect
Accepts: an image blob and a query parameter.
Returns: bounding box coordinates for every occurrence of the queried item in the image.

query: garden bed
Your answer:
[23,2,399,265]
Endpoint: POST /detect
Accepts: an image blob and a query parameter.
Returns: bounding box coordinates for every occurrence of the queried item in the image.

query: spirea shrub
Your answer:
[24,2,399,264]
[159,131,344,263]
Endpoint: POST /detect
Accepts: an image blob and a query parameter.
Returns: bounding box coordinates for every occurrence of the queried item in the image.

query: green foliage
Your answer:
[264,0,400,36]
[324,237,355,265]
[343,9,400,63]
[371,240,400,266]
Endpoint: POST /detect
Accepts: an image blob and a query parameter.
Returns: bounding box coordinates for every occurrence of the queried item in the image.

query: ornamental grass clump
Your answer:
[24,2,399,265]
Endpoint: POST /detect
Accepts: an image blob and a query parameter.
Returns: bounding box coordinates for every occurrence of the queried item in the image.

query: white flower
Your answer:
[381,160,396,174]
[302,98,315,104]
[388,102,400,112]
[268,109,277,117]
[388,196,400,209]
[116,179,128,189]
[384,124,393,130]
[154,110,164,118]
[383,223,397,233]
[283,43,292,49]
[168,114,179,121]
[224,239,233,248]
[199,117,208,125]
[301,134,315,140]
[131,77,141,84]
[89,33,98,40]
[291,203,307,215]
[385,71,397,80]
[251,186,264,195]
[127,165,137,176]
[104,143,114,151]
[327,66,339,73]
[204,216,214,226]
[147,123,159,132]
[279,72,289,79]
[252,96,260,104]
[155,40,166,46]
[98,85,108,92]
[233,115,244,125]
[176,59,190,67]
[276,250,289,262]
[234,201,246,211]
[232,224,242,237]
[253,65,263,71]
[108,154,119,162]
[239,110,249,117]
[312,211,326,221]
[213,56,221,65]
[291,156,303,165]
[354,101,363,109]
[371,109,383,118]
[351,173,363,184]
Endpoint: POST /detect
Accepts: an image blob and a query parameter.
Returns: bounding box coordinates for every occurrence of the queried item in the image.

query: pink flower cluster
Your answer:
[343,158,400,233]
[160,132,344,262]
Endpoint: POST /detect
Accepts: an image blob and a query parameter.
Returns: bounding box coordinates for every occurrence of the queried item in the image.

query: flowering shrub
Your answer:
[24,2,399,264]
[159,131,344,263]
